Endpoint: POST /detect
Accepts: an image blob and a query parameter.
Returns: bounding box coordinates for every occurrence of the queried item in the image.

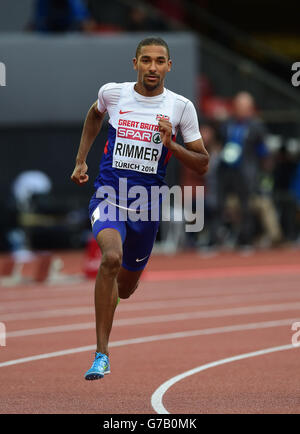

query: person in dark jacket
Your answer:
[31,0,91,32]
[217,91,269,247]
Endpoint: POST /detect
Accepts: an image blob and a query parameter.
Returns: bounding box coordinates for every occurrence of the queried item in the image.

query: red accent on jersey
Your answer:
[104,140,109,154]
[117,127,152,142]
[156,114,170,121]
[164,149,172,165]
[163,134,176,165]
[119,110,133,114]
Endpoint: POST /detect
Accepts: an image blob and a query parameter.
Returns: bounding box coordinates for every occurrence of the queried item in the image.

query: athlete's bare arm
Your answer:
[71,101,106,185]
[158,119,209,175]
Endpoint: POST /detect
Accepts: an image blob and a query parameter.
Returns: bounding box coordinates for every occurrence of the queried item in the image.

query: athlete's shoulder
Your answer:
[165,88,192,107]
[98,83,132,112]
[99,82,133,92]
[165,89,195,123]
[98,82,123,97]
[166,88,201,141]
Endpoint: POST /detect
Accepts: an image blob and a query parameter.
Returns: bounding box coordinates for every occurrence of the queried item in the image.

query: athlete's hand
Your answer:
[158,120,173,149]
[70,161,89,185]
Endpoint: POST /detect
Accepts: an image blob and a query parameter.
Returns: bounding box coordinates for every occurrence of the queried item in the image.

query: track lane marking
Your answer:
[0,318,297,368]
[5,308,300,339]
[1,272,299,307]
[0,297,93,312]
[143,264,300,281]
[151,343,298,414]
[3,294,300,322]
[3,301,300,330]
[2,287,300,315]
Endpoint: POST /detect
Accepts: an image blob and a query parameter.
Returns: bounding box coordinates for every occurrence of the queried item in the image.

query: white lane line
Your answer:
[0,282,89,298]
[4,301,300,337]
[0,296,93,312]
[5,302,300,339]
[3,293,300,323]
[0,318,297,368]
[1,272,299,307]
[0,289,300,320]
[1,273,298,303]
[143,264,300,281]
[151,343,298,414]
[6,322,95,337]
[0,306,92,321]
[120,291,300,312]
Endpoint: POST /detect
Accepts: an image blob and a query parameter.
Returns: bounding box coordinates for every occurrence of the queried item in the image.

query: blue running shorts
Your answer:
[89,194,160,271]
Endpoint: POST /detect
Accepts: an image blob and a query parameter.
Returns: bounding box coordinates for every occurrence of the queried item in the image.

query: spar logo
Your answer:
[152,132,161,144]
[117,127,152,142]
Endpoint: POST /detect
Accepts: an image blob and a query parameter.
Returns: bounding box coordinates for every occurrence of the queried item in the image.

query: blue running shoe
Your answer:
[84,352,110,380]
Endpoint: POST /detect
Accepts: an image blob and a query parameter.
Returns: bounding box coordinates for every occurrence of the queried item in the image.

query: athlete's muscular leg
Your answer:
[117,267,144,299]
[95,228,122,356]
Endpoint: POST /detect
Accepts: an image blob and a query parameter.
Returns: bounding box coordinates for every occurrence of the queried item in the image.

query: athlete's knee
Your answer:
[100,250,122,276]
[118,280,140,299]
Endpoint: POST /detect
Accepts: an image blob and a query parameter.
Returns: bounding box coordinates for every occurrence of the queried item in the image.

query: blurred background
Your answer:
[0,0,300,280]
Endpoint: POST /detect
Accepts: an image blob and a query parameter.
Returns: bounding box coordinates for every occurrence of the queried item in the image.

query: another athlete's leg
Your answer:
[94,228,122,356]
[117,267,144,299]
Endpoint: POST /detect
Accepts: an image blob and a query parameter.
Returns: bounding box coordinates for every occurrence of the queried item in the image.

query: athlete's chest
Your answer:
[108,91,175,175]
[111,92,174,129]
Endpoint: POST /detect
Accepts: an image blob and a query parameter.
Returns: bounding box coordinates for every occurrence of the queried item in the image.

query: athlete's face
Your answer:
[133,45,172,95]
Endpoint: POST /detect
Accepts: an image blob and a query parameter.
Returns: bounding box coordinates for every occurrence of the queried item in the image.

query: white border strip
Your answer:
[151,343,297,414]
[2,287,300,317]
[3,300,300,323]
[5,315,300,339]
[0,318,297,368]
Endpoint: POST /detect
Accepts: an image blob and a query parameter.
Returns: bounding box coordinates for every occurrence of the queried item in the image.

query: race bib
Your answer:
[112,119,163,174]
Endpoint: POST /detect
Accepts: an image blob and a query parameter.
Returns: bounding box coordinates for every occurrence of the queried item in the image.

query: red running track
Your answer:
[0,248,300,414]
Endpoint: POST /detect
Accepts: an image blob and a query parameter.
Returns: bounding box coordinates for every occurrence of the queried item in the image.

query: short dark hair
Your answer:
[135,37,170,59]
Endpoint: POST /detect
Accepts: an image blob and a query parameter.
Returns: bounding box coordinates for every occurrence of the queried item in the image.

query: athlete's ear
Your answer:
[167,59,172,72]
[133,57,138,70]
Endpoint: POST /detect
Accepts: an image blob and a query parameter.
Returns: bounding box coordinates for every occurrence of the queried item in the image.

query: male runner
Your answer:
[71,37,209,380]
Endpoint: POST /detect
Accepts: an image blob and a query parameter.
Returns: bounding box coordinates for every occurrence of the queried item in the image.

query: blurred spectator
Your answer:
[273,146,299,242]
[7,170,89,254]
[201,122,222,247]
[7,170,52,261]
[290,157,300,208]
[30,0,92,33]
[290,158,300,241]
[127,5,169,32]
[12,170,52,212]
[217,91,269,247]
[180,121,221,249]
[250,155,283,247]
[180,156,204,249]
